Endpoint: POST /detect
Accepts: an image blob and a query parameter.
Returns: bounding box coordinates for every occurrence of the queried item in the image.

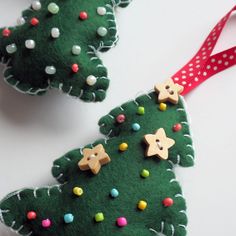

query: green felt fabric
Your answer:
[0,92,194,236]
[0,0,131,102]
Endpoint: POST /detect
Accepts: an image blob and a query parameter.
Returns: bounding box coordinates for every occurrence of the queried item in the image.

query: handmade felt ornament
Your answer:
[0,0,131,102]
[1,5,236,236]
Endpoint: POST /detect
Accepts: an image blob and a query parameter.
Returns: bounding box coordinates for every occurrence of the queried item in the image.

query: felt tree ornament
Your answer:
[0,0,131,102]
[0,83,195,236]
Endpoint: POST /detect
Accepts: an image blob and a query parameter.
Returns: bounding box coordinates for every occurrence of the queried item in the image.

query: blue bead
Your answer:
[132,123,141,131]
[64,213,74,224]
[110,188,119,198]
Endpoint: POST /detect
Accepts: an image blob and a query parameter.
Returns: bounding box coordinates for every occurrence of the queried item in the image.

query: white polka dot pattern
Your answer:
[171,6,236,95]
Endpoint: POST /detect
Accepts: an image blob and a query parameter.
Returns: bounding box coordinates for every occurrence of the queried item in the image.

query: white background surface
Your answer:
[0,0,236,235]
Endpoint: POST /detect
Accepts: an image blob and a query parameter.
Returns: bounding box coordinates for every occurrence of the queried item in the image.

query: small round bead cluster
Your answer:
[26,184,174,229]
[116,105,182,152]
[2,1,109,87]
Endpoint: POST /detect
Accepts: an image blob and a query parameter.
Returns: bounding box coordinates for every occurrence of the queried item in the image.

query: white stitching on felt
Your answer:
[149,228,159,235]
[64,155,72,162]
[175,193,184,198]
[179,224,186,229]
[56,173,63,180]
[160,221,165,233]
[187,154,194,161]
[170,178,178,183]
[1,57,49,95]
[183,134,191,139]
[0,209,9,224]
[170,224,175,236]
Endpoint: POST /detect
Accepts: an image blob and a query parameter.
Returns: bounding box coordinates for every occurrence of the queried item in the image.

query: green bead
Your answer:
[137,106,145,115]
[97,27,108,37]
[95,213,104,222]
[6,44,17,54]
[48,3,59,14]
[141,169,150,178]
[72,45,81,55]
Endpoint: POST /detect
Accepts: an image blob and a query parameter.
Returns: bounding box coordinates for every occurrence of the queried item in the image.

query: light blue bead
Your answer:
[64,213,74,224]
[132,123,141,131]
[110,188,119,198]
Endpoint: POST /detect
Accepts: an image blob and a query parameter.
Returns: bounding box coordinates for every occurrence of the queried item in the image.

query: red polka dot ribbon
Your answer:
[171,5,236,95]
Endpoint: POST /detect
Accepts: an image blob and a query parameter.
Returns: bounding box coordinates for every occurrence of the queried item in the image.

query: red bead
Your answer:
[27,211,37,220]
[173,123,182,132]
[72,64,79,73]
[30,17,39,26]
[116,114,126,123]
[79,11,88,20]
[2,28,11,37]
[162,198,174,207]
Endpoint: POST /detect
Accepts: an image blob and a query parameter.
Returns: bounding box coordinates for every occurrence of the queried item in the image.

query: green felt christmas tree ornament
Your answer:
[0,80,194,236]
[0,0,131,102]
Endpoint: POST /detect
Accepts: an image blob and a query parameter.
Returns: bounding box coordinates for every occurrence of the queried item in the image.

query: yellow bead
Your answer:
[73,187,83,196]
[119,143,128,151]
[159,103,167,111]
[138,200,147,211]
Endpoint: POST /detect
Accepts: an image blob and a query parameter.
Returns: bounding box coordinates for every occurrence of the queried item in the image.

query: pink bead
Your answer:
[116,217,128,227]
[162,197,174,207]
[116,114,126,123]
[173,123,182,132]
[42,219,51,228]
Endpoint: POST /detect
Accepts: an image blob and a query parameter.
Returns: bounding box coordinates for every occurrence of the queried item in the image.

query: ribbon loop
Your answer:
[171,6,236,95]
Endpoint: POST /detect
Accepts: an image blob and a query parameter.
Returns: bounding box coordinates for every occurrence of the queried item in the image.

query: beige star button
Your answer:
[78,144,111,175]
[155,79,184,104]
[144,128,175,160]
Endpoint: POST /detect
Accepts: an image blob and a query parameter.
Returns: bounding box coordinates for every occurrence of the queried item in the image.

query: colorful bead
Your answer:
[86,75,97,86]
[173,123,182,132]
[30,18,39,26]
[141,169,150,178]
[73,187,83,196]
[162,197,174,207]
[97,7,107,16]
[72,64,79,73]
[64,213,74,224]
[119,143,128,152]
[27,211,37,220]
[42,219,51,228]
[116,217,127,227]
[45,66,56,75]
[72,45,81,55]
[95,212,104,222]
[97,27,108,37]
[32,1,41,11]
[132,123,140,131]
[116,114,126,123]
[138,200,147,211]
[79,11,88,20]
[2,28,11,37]
[159,102,167,111]
[137,106,145,115]
[110,188,119,198]
[48,3,59,14]
[51,28,60,38]
[17,17,26,26]
[25,40,36,49]
[6,44,17,54]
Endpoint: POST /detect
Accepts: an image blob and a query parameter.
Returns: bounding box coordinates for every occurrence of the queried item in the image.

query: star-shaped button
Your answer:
[155,79,183,104]
[144,128,175,160]
[78,144,111,175]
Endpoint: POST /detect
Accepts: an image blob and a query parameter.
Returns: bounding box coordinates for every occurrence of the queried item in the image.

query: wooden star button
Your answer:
[155,79,184,104]
[78,144,111,175]
[144,128,175,160]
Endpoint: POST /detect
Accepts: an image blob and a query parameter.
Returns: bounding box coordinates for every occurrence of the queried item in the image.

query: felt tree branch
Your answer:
[0,0,131,102]
[0,83,194,236]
